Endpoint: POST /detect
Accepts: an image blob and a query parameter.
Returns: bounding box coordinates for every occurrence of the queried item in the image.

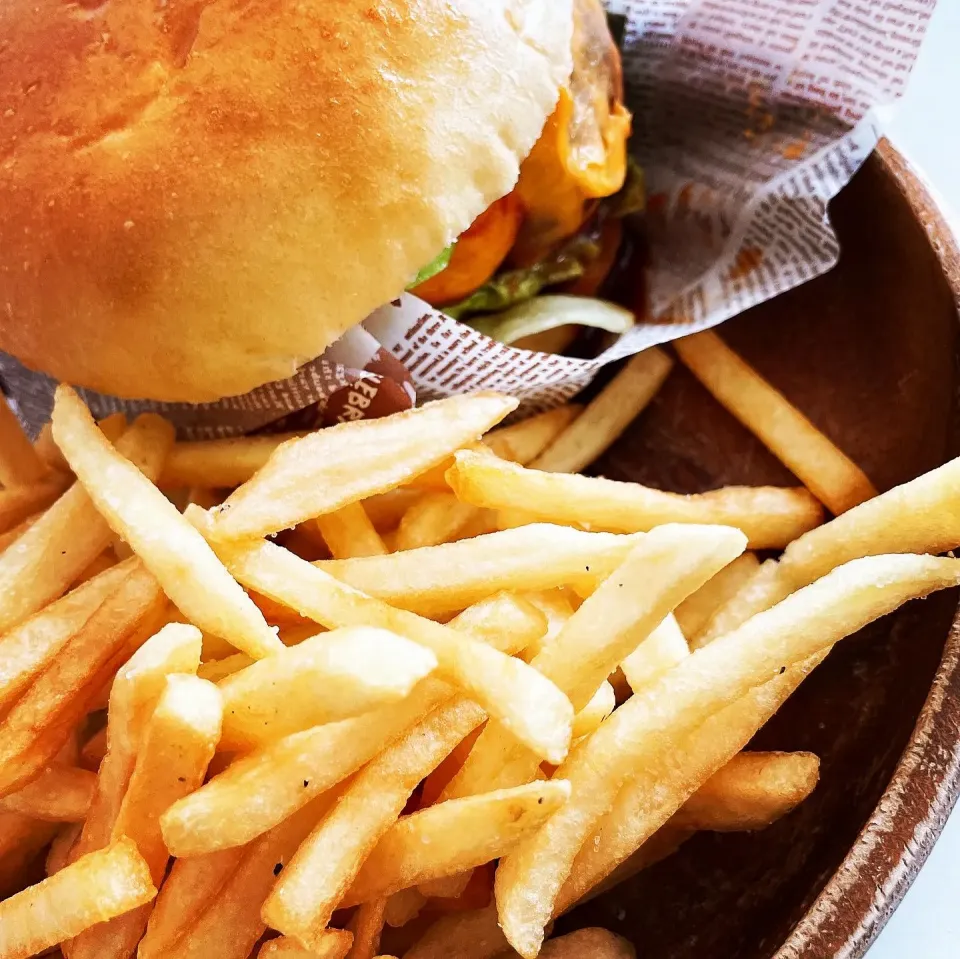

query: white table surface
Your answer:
[858,3,960,956]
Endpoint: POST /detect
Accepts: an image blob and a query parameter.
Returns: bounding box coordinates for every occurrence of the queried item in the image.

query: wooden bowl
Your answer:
[558,139,960,957]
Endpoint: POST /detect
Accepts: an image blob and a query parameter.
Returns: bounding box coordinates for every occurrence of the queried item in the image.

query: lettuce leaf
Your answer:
[408,243,456,288]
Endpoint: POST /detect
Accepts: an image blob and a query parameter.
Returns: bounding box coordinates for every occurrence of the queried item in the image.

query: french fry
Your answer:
[208,393,517,539]
[443,526,746,803]
[570,683,615,740]
[347,898,387,959]
[0,839,156,959]
[315,503,388,559]
[0,413,173,633]
[0,511,41,553]
[79,727,108,770]
[217,627,438,749]
[403,903,505,959]
[694,559,787,648]
[34,413,128,475]
[535,928,636,959]
[262,699,487,948]
[0,560,134,717]
[383,887,428,927]
[531,350,674,474]
[619,614,688,694]
[674,330,878,515]
[197,652,255,685]
[448,451,824,550]
[67,675,222,959]
[138,846,248,959]
[315,526,646,618]
[0,394,48,486]
[395,492,482,551]
[173,796,338,959]
[52,386,282,659]
[0,764,95,822]
[674,552,760,642]
[0,475,70,535]
[362,488,426,532]
[342,780,570,907]
[518,590,575,662]
[674,750,820,832]
[163,594,540,857]
[560,664,817,911]
[260,932,354,959]
[46,822,83,877]
[159,433,307,489]
[0,811,59,897]
[69,622,203,867]
[442,592,547,656]
[161,680,454,857]
[186,521,574,765]
[496,554,960,956]
[0,564,165,798]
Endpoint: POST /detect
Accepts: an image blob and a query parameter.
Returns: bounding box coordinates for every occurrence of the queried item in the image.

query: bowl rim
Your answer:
[774,138,960,959]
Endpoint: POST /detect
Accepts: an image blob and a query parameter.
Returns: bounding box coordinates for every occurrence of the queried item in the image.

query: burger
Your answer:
[0,0,636,404]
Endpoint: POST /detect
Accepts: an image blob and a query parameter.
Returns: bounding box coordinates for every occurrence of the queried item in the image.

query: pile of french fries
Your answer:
[1,328,959,959]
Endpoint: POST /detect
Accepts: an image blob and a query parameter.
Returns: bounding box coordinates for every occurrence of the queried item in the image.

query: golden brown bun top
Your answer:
[0,0,573,401]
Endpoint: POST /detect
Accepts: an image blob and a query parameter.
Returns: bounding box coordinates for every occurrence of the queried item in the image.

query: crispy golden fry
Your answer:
[347,898,387,959]
[496,554,960,956]
[531,350,674,474]
[138,846,247,959]
[0,414,173,634]
[0,511,41,553]
[403,904,504,959]
[208,393,517,539]
[67,675,222,959]
[0,396,48,486]
[163,595,539,856]
[262,699,486,948]
[70,622,202,867]
[443,593,547,656]
[447,451,824,550]
[217,627,437,749]
[34,413,128,475]
[383,887,428,927]
[186,521,573,765]
[79,727,107,771]
[674,331,878,515]
[0,811,59,897]
[315,526,645,619]
[259,932,354,958]
[522,928,636,959]
[158,800,329,959]
[315,503,387,559]
[159,433,307,489]
[675,552,760,642]
[197,652,255,685]
[694,560,786,648]
[52,387,282,659]
[0,475,71,535]
[619,614,688,694]
[0,564,165,798]
[674,750,820,832]
[0,764,95,822]
[395,491,482,551]
[0,561,134,717]
[46,822,83,877]
[560,664,816,910]
[409,407,582,492]
[162,680,453,858]
[570,683,615,740]
[442,526,745,802]
[518,590,574,662]
[342,780,570,907]
[0,839,156,959]
[362,489,426,533]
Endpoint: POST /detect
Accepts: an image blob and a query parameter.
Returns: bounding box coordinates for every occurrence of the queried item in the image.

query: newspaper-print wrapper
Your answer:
[0,0,935,437]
